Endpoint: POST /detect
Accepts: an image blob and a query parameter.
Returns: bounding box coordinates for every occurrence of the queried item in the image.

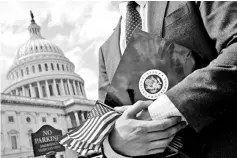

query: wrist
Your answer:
[108,127,130,157]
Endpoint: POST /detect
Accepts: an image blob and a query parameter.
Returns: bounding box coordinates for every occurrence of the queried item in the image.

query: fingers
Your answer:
[126,100,153,118]
[147,121,186,141]
[146,117,182,132]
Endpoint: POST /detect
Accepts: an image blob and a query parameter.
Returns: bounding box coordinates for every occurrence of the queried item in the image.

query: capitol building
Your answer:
[1,12,95,158]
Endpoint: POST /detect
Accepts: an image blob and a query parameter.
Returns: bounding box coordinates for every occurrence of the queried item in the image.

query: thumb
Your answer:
[114,105,130,113]
[126,100,153,118]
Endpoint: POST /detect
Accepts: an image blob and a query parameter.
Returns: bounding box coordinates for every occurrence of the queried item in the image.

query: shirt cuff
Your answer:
[148,94,188,123]
[103,136,130,158]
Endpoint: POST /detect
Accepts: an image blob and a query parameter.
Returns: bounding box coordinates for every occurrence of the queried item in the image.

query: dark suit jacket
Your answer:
[98,1,237,158]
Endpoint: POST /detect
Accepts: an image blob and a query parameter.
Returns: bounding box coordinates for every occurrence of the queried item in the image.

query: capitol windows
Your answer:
[53,117,57,123]
[57,64,60,70]
[8,116,14,123]
[25,87,31,97]
[26,117,31,123]
[38,64,42,72]
[45,63,48,71]
[8,130,19,150]
[62,64,65,71]
[32,65,35,73]
[35,87,39,98]
[49,84,53,96]
[21,69,24,77]
[18,88,23,96]
[84,111,88,119]
[42,117,46,123]
[41,85,47,97]
[51,63,54,70]
[56,83,61,95]
[26,67,29,75]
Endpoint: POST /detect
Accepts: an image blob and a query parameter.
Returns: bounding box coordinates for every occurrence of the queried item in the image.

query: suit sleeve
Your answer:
[165,1,237,132]
[98,47,110,102]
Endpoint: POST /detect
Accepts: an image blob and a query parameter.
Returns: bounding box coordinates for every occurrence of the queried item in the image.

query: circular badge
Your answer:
[139,69,169,99]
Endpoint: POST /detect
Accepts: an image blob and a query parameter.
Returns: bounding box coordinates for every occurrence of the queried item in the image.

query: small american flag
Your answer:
[59,101,183,156]
[59,101,121,156]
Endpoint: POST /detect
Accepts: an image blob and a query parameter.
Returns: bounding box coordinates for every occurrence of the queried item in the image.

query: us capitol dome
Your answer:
[1,11,95,158]
[4,11,86,101]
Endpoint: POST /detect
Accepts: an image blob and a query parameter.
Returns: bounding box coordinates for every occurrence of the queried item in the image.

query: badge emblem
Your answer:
[139,69,169,99]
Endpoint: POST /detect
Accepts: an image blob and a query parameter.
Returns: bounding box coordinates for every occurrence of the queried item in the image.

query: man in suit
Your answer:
[98,1,237,158]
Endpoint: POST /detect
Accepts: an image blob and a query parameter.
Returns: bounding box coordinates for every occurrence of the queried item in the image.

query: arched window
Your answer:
[35,87,39,98]
[26,67,29,75]
[45,64,48,71]
[21,69,24,77]
[38,64,42,72]
[27,87,31,97]
[32,65,35,73]
[62,64,64,71]
[41,85,47,97]
[8,130,19,150]
[57,64,60,70]
[66,65,69,72]
[48,84,53,96]
[56,83,60,95]
[51,63,54,70]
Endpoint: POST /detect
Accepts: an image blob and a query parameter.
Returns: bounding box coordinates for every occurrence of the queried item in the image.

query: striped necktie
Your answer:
[125,1,142,44]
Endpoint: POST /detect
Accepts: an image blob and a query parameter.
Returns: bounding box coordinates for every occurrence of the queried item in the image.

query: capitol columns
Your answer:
[37,82,43,98]
[29,83,35,97]
[66,114,72,129]
[76,81,82,96]
[72,80,78,95]
[82,83,86,97]
[81,111,85,121]
[67,79,73,95]
[74,111,80,126]
[45,80,50,97]
[53,79,58,96]
[22,86,26,96]
[16,88,19,96]
[60,79,65,95]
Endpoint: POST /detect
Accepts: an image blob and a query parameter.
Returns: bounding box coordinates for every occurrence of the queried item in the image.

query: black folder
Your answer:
[105,29,198,107]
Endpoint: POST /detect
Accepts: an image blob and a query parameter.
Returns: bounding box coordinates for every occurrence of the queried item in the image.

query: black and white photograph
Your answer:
[1,1,237,158]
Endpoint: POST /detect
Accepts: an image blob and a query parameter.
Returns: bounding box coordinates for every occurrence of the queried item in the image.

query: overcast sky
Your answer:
[0,1,121,100]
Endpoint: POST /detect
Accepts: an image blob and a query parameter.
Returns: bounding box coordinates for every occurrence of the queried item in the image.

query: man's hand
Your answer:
[109,101,186,156]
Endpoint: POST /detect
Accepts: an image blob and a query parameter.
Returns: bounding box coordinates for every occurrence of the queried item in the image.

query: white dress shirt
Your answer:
[103,2,187,158]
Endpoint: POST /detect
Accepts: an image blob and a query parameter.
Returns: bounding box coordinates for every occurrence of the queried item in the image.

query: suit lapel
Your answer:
[102,17,122,81]
[147,1,168,37]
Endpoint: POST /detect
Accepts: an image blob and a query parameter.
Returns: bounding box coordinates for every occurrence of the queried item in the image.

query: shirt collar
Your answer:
[136,1,147,8]
[119,1,147,18]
